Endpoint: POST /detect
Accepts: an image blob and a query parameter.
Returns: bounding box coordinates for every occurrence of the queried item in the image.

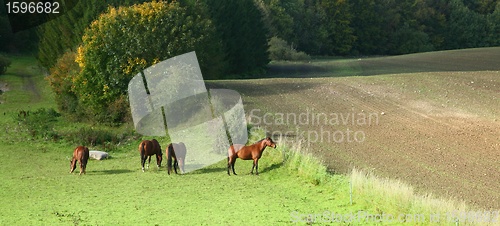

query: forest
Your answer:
[1,0,498,57]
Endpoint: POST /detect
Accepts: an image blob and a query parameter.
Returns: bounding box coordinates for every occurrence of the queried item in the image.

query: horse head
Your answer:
[156,152,163,167]
[264,137,277,149]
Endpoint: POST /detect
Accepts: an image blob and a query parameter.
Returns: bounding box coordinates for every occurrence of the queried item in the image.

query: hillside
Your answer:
[209,47,500,210]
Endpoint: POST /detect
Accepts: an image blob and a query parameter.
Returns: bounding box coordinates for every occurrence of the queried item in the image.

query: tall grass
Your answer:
[260,127,498,225]
[349,169,483,225]
[280,140,329,185]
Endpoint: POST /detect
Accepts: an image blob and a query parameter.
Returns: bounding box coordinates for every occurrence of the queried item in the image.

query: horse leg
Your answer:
[251,161,255,174]
[70,159,77,173]
[147,156,151,169]
[156,155,161,168]
[254,159,259,175]
[79,160,84,175]
[231,158,237,175]
[179,158,185,174]
[82,159,87,175]
[167,155,172,175]
[141,154,146,172]
[174,159,178,174]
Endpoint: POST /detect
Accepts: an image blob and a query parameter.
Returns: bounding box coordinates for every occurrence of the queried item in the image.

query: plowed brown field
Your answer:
[208,48,500,210]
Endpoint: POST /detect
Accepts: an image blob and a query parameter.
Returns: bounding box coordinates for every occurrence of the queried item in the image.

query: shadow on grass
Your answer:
[187,164,227,175]
[91,169,134,175]
[257,162,283,174]
[181,160,284,175]
[212,162,284,175]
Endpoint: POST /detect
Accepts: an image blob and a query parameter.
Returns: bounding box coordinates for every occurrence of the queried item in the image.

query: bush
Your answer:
[64,126,140,151]
[100,94,131,125]
[66,127,114,147]
[46,51,81,116]
[74,1,224,123]
[0,54,11,75]
[268,36,310,61]
[16,108,61,141]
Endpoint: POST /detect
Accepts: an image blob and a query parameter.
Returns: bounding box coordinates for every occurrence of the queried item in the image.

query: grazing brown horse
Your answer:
[139,139,163,172]
[227,137,277,176]
[70,146,90,175]
[166,142,186,175]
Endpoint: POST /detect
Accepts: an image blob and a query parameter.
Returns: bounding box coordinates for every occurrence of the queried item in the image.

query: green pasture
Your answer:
[0,140,346,225]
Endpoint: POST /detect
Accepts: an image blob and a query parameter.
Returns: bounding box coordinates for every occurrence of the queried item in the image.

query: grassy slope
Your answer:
[0,52,498,225]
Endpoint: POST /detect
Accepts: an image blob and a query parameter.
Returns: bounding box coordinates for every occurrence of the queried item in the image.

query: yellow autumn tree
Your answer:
[73,0,224,122]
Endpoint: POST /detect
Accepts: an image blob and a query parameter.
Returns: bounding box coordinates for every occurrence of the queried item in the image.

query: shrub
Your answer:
[100,94,131,125]
[66,127,114,147]
[64,126,140,151]
[16,108,61,141]
[46,51,81,117]
[0,54,11,75]
[268,36,310,61]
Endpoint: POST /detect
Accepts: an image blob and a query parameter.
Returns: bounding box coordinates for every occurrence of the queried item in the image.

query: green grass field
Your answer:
[0,53,497,225]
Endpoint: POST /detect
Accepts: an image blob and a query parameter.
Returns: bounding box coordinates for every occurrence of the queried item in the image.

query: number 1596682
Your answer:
[5,1,60,14]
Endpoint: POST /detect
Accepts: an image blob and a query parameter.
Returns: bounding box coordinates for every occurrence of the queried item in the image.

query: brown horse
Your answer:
[139,139,163,172]
[166,142,186,175]
[227,137,277,176]
[70,146,90,175]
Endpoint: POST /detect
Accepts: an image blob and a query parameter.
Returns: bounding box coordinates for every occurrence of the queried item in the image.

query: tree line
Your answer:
[1,0,498,57]
[259,0,499,56]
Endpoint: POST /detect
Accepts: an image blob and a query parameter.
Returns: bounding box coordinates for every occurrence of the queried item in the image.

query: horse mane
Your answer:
[252,138,266,144]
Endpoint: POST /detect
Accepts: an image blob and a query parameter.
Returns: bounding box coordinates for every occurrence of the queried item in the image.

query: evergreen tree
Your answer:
[205,0,269,76]
[37,0,148,69]
[319,0,355,55]
[486,2,500,46]
[444,0,490,49]
[350,0,390,54]
[0,5,38,53]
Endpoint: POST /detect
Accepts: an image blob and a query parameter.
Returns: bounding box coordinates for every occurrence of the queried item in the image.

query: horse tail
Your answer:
[82,146,90,164]
[178,143,186,173]
[178,142,186,158]
[139,141,145,154]
[167,144,173,174]
[139,141,147,162]
[227,145,236,159]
